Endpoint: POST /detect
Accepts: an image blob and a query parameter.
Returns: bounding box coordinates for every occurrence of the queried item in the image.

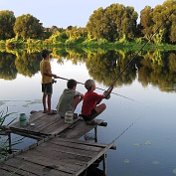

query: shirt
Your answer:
[40,59,52,84]
[56,89,77,117]
[81,90,104,116]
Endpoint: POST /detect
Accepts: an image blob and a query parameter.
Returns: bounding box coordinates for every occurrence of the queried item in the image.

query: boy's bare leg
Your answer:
[47,94,51,113]
[94,103,106,114]
[43,94,47,113]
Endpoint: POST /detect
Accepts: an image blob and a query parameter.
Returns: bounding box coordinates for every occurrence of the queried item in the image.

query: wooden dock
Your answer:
[0,111,116,176]
[9,111,105,140]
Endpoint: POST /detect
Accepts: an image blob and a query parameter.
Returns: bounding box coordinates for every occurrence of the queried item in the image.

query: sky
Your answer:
[0,0,166,28]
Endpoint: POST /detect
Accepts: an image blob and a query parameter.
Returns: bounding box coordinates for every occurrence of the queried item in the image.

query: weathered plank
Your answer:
[0,168,20,176]
[37,142,98,157]
[9,111,79,137]
[3,110,114,176]
[52,137,117,150]
[0,164,37,176]
[50,137,102,152]
[58,119,98,139]
[0,135,113,176]
[2,157,73,176]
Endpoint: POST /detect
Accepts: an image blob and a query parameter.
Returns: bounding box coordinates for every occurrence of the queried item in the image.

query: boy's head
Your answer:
[67,79,77,89]
[41,49,51,59]
[85,79,95,91]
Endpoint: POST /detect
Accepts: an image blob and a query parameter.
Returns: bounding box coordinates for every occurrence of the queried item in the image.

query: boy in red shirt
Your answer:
[81,79,111,124]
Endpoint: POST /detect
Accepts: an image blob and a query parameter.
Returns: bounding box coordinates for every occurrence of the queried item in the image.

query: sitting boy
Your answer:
[56,79,83,118]
[81,79,111,124]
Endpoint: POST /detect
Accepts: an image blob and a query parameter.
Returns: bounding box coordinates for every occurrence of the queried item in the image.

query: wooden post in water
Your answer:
[94,126,98,142]
[8,132,12,154]
[103,154,108,176]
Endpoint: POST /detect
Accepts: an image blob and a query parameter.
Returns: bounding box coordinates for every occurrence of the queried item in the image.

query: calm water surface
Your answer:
[1,58,176,176]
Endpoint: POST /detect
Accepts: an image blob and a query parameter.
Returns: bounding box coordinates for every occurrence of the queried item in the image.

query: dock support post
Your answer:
[8,132,12,154]
[94,126,97,142]
[103,154,108,176]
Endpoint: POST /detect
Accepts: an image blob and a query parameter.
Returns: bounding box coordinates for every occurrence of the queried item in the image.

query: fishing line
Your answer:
[55,76,135,102]
[108,9,175,143]
[109,9,175,89]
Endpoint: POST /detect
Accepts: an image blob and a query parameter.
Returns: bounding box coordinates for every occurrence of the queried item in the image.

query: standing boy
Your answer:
[40,49,58,114]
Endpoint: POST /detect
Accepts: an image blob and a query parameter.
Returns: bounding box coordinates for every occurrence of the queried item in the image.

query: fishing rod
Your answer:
[54,76,135,102]
[85,9,176,146]
[105,10,176,145]
[106,9,175,94]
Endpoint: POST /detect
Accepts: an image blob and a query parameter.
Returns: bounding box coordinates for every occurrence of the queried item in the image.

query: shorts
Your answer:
[81,109,97,121]
[42,83,53,95]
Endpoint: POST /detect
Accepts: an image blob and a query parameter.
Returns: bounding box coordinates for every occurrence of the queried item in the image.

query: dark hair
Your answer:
[41,49,51,58]
[67,79,77,89]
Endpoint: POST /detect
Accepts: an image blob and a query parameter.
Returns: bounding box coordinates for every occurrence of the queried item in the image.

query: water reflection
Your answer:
[0,52,17,80]
[0,49,176,93]
[1,49,176,176]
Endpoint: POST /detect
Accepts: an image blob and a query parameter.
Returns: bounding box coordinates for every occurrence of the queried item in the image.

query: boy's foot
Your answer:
[43,109,48,113]
[47,110,57,115]
[73,113,78,119]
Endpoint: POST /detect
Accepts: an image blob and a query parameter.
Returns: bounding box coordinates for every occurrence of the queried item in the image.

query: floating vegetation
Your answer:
[0,101,5,106]
[172,168,176,175]
[22,99,42,107]
[173,168,176,175]
[123,159,130,164]
[133,143,141,147]
[152,161,160,165]
[132,140,152,147]
[144,140,152,145]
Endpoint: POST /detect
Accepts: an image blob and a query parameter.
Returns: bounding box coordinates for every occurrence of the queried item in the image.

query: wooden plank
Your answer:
[9,112,80,137]
[4,157,73,176]
[75,142,115,176]
[50,137,102,152]
[30,114,61,131]
[38,141,98,158]
[0,168,20,176]
[0,164,36,176]
[16,150,84,174]
[58,119,96,139]
[53,137,117,150]
[0,136,113,176]
[40,118,79,135]
[10,111,46,129]
[36,146,92,163]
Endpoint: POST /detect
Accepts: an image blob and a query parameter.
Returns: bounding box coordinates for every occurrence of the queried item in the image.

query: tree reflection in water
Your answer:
[0,49,176,93]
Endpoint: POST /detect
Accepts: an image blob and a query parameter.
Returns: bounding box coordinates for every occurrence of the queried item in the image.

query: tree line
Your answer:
[0,0,175,46]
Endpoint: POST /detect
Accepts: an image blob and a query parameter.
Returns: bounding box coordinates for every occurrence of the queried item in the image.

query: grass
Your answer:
[0,106,21,160]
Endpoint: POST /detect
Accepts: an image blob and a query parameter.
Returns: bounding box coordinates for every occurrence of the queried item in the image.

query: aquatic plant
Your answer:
[0,106,17,159]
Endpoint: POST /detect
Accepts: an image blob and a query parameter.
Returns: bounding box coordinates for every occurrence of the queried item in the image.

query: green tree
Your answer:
[86,8,108,40]
[0,10,16,40]
[165,0,176,43]
[43,26,64,39]
[140,6,154,41]
[66,26,87,39]
[140,0,176,44]
[86,4,138,42]
[14,14,44,39]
